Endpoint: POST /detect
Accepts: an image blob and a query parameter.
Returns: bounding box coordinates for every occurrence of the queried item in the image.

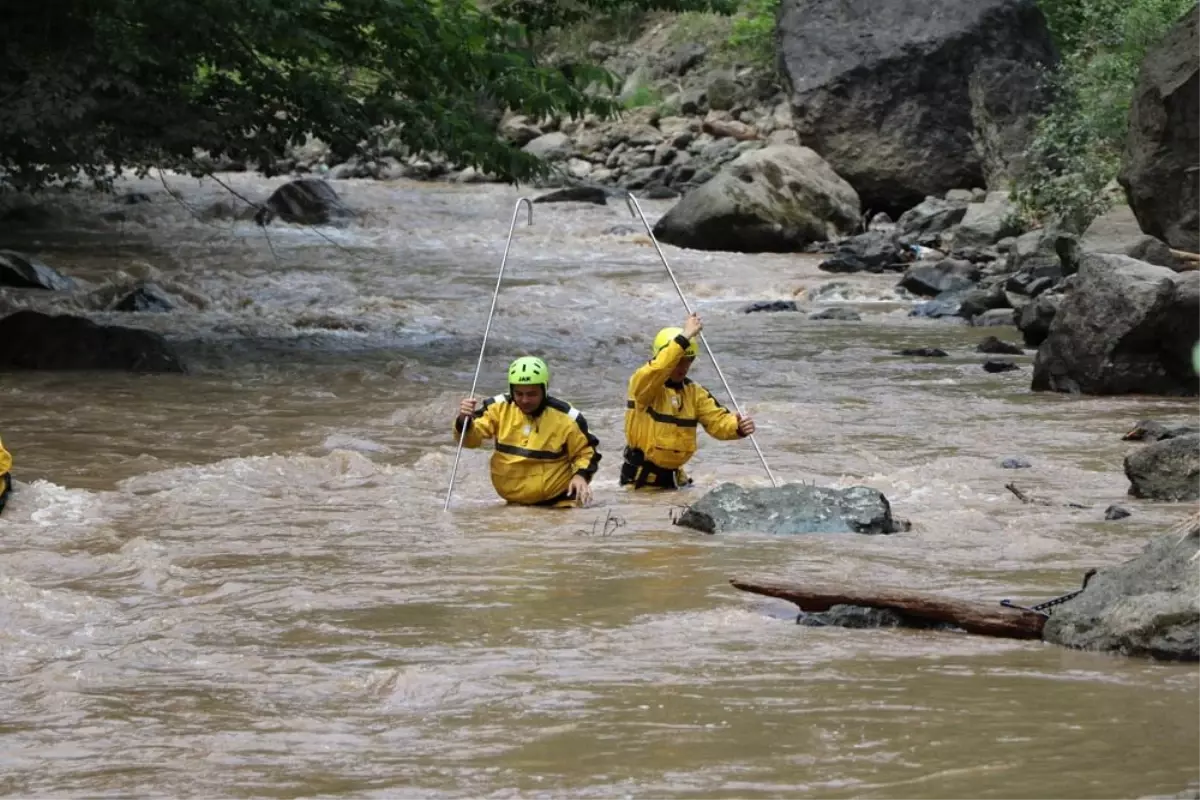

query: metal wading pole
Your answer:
[443,197,534,511]
[622,192,779,488]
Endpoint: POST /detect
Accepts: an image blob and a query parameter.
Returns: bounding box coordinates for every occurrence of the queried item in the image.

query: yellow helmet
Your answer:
[507,356,549,387]
[653,327,698,358]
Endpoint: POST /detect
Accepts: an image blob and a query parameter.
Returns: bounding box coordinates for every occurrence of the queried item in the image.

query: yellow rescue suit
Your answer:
[0,436,11,514]
[454,394,601,506]
[623,333,743,488]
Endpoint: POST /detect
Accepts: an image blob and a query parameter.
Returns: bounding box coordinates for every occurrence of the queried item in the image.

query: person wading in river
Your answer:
[0,435,12,515]
[454,356,601,507]
[622,312,755,489]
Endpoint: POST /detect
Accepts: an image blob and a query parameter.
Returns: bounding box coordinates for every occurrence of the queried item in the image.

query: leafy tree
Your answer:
[1012,0,1194,230]
[0,0,731,192]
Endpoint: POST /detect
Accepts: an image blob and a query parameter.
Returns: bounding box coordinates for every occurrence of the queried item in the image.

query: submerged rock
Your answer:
[742,300,798,314]
[674,482,903,535]
[0,250,75,291]
[798,605,957,631]
[0,310,185,373]
[255,178,352,226]
[113,283,174,313]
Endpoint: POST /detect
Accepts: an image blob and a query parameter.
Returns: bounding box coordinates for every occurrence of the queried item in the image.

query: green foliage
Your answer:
[492,0,734,37]
[622,85,664,108]
[0,0,733,191]
[663,0,778,68]
[667,10,735,47]
[1012,0,1194,230]
[725,0,780,68]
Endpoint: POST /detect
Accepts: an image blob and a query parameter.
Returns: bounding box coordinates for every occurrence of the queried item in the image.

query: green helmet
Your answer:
[508,356,549,387]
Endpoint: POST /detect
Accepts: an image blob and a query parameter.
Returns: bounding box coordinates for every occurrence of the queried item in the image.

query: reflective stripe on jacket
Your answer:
[453,394,601,505]
[624,334,741,479]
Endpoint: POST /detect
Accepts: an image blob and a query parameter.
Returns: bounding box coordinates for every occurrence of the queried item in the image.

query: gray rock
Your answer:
[1104,505,1132,520]
[820,230,914,273]
[910,288,972,318]
[894,347,949,357]
[113,283,174,313]
[674,482,903,535]
[705,70,739,111]
[1081,203,1182,268]
[958,279,1011,320]
[778,0,1057,213]
[1118,5,1199,252]
[977,335,1023,354]
[651,145,861,253]
[971,308,1017,327]
[0,250,75,291]
[1125,435,1200,502]
[522,132,575,161]
[798,605,957,630]
[809,307,862,321]
[1042,520,1199,661]
[983,358,1019,372]
[1123,419,1200,442]
[1006,227,1078,277]
[533,186,608,205]
[950,191,1022,248]
[1031,254,1199,395]
[1016,290,1061,347]
[895,196,970,245]
[1001,457,1032,468]
[742,300,799,313]
[666,42,709,76]
[898,258,980,297]
[255,178,351,226]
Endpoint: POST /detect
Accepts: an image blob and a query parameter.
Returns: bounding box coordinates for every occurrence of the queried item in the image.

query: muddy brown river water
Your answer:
[0,174,1197,799]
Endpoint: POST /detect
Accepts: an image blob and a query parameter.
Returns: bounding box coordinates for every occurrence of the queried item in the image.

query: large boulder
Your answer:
[674,482,903,535]
[0,311,185,373]
[1125,434,1200,502]
[1031,254,1199,395]
[254,178,352,226]
[1081,203,1181,269]
[651,145,861,252]
[0,250,75,291]
[1042,516,1199,661]
[1118,5,1199,253]
[894,195,970,245]
[947,191,1022,249]
[778,0,1058,214]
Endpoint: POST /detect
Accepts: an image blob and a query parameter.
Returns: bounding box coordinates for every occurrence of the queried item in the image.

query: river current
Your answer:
[0,174,1196,798]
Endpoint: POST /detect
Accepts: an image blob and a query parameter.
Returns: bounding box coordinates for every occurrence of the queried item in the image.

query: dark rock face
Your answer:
[0,311,185,373]
[674,482,903,535]
[778,0,1058,213]
[1118,5,1200,253]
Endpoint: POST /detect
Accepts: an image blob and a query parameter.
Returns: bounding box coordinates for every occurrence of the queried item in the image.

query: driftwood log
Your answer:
[730,579,1047,640]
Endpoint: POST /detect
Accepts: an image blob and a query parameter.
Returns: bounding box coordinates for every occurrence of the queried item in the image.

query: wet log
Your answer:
[730,578,1047,640]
